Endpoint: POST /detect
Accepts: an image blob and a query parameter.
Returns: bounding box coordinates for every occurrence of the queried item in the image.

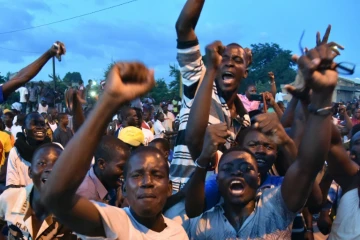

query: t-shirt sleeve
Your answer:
[6,148,20,186]
[78,202,129,239]
[24,88,28,95]
[177,39,206,100]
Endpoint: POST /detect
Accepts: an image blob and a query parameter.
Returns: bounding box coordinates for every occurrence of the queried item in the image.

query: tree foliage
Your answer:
[63,72,83,86]
[169,64,181,98]
[148,78,171,103]
[239,43,296,93]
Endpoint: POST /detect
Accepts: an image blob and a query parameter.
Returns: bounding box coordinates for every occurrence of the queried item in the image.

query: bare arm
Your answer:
[176,0,205,42]
[280,97,298,128]
[281,42,340,212]
[2,42,65,99]
[185,41,223,160]
[268,72,277,98]
[41,63,155,237]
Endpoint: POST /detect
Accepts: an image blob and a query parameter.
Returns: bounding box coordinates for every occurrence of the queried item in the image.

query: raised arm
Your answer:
[1,42,65,99]
[281,41,342,212]
[268,72,277,98]
[185,123,229,217]
[41,63,155,237]
[176,0,205,42]
[185,41,223,160]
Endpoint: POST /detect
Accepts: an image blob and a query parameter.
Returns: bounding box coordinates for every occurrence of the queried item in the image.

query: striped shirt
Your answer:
[170,40,250,190]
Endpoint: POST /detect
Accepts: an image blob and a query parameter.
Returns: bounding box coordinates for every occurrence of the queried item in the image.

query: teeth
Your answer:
[231,180,241,184]
[257,159,266,164]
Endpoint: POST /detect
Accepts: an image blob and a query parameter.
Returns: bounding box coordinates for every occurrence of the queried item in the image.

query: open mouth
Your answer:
[256,159,266,165]
[229,179,245,195]
[222,71,235,85]
[41,178,47,183]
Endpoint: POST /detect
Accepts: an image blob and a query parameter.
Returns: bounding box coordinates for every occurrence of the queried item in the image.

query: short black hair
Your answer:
[219,146,257,167]
[123,146,169,179]
[155,111,164,121]
[25,112,43,129]
[149,138,170,152]
[57,113,68,122]
[32,143,63,165]
[94,136,130,165]
[120,106,135,122]
[16,114,26,125]
[4,112,14,119]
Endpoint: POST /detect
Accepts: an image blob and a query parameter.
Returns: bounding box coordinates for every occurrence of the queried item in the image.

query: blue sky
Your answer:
[0,0,359,85]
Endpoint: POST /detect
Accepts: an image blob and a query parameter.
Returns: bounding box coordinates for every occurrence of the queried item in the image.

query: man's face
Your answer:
[162,106,168,113]
[51,109,58,120]
[25,113,46,141]
[216,45,248,93]
[3,115,13,127]
[29,147,61,192]
[143,110,150,122]
[101,149,129,189]
[125,152,171,218]
[61,115,69,127]
[217,151,260,206]
[127,109,138,127]
[354,109,360,119]
[41,100,47,107]
[246,86,257,99]
[158,113,165,122]
[351,132,360,165]
[243,130,277,175]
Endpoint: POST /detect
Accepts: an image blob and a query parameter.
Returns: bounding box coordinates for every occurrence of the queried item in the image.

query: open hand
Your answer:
[268,72,275,81]
[205,41,225,69]
[49,41,66,61]
[263,92,275,105]
[253,113,290,145]
[104,62,155,105]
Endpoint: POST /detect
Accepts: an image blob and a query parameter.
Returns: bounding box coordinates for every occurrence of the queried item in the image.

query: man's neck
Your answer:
[6,124,12,129]
[222,200,255,232]
[260,172,268,186]
[60,124,67,131]
[30,188,49,222]
[93,166,110,191]
[130,208,166,232]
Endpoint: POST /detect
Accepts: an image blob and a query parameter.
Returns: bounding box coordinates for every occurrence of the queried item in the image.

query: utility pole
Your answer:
[52,56,56,107]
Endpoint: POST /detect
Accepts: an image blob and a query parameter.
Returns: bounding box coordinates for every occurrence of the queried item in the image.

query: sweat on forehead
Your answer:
[123,146,169,179]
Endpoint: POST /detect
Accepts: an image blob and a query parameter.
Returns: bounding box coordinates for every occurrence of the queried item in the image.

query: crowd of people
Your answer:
[0,0,358,239]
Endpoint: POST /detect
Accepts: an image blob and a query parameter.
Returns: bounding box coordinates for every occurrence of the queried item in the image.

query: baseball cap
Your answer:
[118,126,145,147]
[3,109,11,114]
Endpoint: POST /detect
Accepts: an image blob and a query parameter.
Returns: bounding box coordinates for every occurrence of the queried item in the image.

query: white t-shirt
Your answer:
[79,204,188,240]
[154,120,166,139]
[10,125,22,139]
[168,104,174,111]
[6,147,33,186]
[329,188,360,240]
[38,104,48,114]
[49,122,57,132]
[15,87,28,103]
[163,112,175,132]
[142,128,154,146]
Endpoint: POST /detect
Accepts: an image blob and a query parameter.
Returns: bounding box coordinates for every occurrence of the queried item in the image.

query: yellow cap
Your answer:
[118,126,145,147]
[3,109,11,114]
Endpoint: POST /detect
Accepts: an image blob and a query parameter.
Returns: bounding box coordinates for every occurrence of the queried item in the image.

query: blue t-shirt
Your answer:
[204,173,284,210]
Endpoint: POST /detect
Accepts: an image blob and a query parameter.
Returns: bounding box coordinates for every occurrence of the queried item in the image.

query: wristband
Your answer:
[194,158,208,169]
[308,104,333,116]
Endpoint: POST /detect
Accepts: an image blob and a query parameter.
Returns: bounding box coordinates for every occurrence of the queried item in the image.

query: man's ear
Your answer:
[167,180,173,197]
[257,173,261,187]
[122,182,127,198]
[164,151,169,160]
[97,158,106,170]
[28,167,33,179]
[243,69,249,79]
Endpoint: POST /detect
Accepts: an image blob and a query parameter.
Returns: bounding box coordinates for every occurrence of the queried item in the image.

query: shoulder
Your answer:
[8,147,19,160]
[163,215,189,238]
[0,187,24,209]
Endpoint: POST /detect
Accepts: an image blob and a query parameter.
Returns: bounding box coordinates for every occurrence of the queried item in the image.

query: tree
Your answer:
[148,78,170,103]
[169,64,181,98]
[239,43,297,93]
[0,72,6,83]
[63,72,83,86]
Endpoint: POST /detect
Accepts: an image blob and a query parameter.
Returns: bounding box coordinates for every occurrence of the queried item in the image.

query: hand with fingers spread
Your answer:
[49,41,66,61]
[253,113,290,145]
[205,41,225,70]
[104,62,155,106]
[198,123,231,166]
